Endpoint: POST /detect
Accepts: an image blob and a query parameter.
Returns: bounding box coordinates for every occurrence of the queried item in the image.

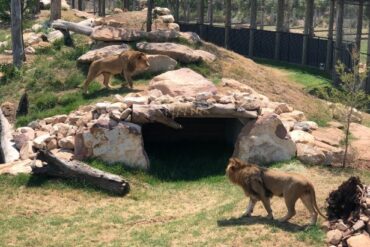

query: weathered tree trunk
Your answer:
[123,0,129,9]
[260,0,265,30]
[355,0,364,52]
[207,0,213,25]
[52,20,93,36]
[366,7,370,94]
[174,0,179,22]
[302,0,314,65]
[326,0,335,72]
[146,0,153,32]
[50,0,62,21]
[249,0,257,57]
[198,0,205,38]
[224,0,231,49]
[71,0,75,9]
[11,0,24,68]
[34,150,130,196]
[99,0,106,16]
[274,0,285,60]
[333,0,344,86]
[78,0,83,10]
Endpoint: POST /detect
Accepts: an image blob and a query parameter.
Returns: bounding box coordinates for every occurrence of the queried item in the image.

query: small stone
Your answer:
[33,134,52,149]
[274,103,293,114]
[120,108,132,120]
[352,220,365,232]
[109,110,122,121]
[326,229,343,245]
[107,102,127,112]
[336,220,348,231]
[58,136,75,150]
[19,141,35,160]
[321,221,332,231]
[46,138,58,151]
[113,94,125,103]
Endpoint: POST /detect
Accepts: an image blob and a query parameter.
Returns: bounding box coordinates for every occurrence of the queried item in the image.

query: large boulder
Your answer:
[77,44,130,63]
[149,68,217,97]
[134,55,177,75]
[233,113,297,165]
[0,159,34,175]
[296,143,327,165]
[74,121,149,170]
[347,234,370,247]
[328,102,363,123]
[136,42,202,63]
[0,109,19,164]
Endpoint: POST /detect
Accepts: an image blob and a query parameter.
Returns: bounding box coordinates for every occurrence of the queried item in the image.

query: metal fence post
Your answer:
[198,0,205,38]
[225,0,231,49]
[333,0,344,86]
[326,0,335,72]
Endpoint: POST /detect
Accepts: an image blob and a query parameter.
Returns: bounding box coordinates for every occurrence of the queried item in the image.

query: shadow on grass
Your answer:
[217,215,305,233]
[24,174,122,196]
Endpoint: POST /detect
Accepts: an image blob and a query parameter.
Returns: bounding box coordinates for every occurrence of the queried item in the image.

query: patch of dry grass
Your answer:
[1,162,369,247]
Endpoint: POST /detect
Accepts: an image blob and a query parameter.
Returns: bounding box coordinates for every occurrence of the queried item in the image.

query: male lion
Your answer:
[226,158,326,225]
[83,51,149,94]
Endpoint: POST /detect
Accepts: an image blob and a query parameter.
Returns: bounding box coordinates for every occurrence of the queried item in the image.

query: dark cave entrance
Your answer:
[142,118,244,180]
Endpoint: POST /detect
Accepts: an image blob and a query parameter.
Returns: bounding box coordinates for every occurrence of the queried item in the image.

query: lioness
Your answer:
[226,158,326,225]
[83,51,149,94]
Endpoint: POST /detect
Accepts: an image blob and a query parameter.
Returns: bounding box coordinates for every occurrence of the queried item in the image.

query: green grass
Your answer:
[254,58,331,88]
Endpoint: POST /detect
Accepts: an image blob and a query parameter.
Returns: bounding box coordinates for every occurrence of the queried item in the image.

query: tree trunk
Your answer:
[185,0,190,22]
[198,0,205,38]
[207,0,213,25]
[326,0,335,72]
[366,7,370,94]
[123,0,129,9]
[224,0,231,49]
[11,0,24,68]
[174,0,179,22]
[99,0,106,17]
[302,0,314,65]
[50,0,62,21]
[146,0,153,32]
[78,0,83,10]
[333,0,344,86]
[34,150,130,196]
[260,0,265,30]
[249,0,257,57]
[342,106,353,167]
[274,0,285,60]
[355,0,364,52]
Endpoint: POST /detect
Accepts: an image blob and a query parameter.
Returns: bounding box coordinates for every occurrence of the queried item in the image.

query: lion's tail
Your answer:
[309,184,327,219]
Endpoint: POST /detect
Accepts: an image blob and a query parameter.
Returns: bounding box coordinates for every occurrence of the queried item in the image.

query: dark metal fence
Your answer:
[179,23,353,71]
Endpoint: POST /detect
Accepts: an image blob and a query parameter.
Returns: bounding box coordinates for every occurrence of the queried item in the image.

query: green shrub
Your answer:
[58,93,82,106]
[65,73,84,89]
[34,93,58,111]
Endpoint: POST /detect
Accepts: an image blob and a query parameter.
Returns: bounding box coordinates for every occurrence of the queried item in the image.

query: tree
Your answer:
[11,0,24,68]
[50,0,61,21]
[335,50,368,167]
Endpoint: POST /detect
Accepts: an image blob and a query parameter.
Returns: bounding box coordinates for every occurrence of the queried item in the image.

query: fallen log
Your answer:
[34,149,130,196]
[51,19,93,36]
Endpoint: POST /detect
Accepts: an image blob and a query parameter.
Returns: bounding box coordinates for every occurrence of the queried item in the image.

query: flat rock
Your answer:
[194,50,216,63]
[312,127,345,147]
[136,42,202,63]
[290,130,315,144]
[178,32,201,44]
[0,159,34,175]
[149,68,217,97]
[233,113,297,165]
[77,44,130,63]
